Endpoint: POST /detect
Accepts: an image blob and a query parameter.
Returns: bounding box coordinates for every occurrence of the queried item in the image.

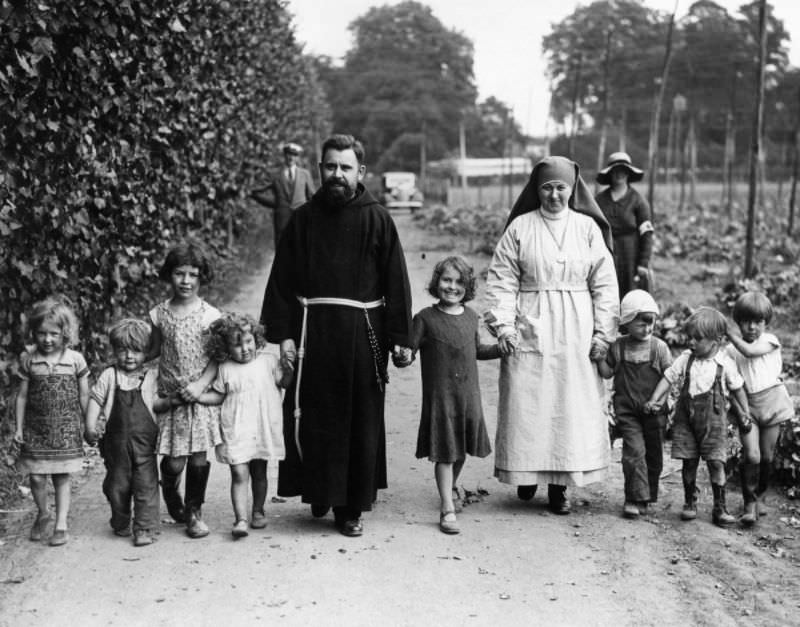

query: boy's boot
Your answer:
[711,484,736,527]
[756,460,773,517]
[185,462,211,539]
[159,458,186,523]
[740,463,760,526]
[680,481,697,521]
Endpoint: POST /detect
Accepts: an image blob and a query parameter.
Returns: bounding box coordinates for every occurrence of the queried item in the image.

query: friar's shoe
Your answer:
[336,518,363,537]
[516,485,537,501]
[311,504,330,518]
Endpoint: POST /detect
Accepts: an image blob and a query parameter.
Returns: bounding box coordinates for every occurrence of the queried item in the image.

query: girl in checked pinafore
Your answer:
[14,297,90,546]
[149,240,221,538]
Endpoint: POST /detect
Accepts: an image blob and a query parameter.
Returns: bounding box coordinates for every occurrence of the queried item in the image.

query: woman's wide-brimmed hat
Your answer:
[596,152,644,185]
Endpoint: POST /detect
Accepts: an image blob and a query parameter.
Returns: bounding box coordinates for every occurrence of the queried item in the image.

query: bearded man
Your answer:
[260,134,413,537]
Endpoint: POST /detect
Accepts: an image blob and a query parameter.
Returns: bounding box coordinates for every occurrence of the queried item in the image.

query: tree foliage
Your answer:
[0,0,326,371]
[315,1,479,171]
[542,0,792,173]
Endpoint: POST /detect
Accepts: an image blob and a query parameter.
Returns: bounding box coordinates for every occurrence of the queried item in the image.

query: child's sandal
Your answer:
[232,519,249,539]
[29,514,52,542]
[439,510,460,535]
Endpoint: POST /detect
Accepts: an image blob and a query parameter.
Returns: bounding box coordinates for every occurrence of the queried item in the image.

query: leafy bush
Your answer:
[0,0,329,510]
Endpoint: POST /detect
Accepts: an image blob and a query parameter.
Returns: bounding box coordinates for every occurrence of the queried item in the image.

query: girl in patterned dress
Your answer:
[199,313,292,538]
[411,257,502,535]
[149,240,221,538]
[14,297,90,546]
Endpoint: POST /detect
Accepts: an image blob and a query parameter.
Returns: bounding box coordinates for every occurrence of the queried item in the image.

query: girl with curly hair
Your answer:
[199,312,293,538]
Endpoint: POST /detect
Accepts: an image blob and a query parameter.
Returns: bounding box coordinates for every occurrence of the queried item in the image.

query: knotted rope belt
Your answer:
[293,296,386,460]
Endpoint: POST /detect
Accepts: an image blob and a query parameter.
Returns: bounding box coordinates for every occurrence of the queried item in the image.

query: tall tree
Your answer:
[317,1,477,170]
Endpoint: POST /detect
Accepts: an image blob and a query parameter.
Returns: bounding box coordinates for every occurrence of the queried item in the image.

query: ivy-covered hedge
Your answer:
[0,0,328,361]
[0,0,329,507]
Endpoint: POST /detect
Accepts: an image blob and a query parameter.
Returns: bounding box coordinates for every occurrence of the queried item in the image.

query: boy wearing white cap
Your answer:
[598,290,672,518]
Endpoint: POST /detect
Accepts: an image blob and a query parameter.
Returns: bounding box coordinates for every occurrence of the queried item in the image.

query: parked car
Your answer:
[381,171,423,211]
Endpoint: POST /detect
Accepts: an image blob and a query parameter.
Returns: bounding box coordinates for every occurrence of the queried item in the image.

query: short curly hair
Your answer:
[27,296,80,347]
[158,239,214,284]
[732,291,773,325]
[684,306,727,342]
[426,256,476,303]
[205,312,266,363]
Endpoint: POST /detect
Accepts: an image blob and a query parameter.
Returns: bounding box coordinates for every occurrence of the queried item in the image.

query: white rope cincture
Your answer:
[292,296,385,461]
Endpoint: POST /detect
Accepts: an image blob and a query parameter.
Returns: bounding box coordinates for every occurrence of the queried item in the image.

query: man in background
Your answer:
[252,142,315,248]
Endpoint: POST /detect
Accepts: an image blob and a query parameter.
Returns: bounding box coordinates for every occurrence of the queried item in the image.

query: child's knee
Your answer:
[29,473,47,489]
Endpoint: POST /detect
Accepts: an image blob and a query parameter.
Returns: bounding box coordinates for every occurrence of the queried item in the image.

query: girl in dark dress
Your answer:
[412,256,502,534]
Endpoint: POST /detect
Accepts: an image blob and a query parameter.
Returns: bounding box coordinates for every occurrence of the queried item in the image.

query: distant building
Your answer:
[427,157,532,181]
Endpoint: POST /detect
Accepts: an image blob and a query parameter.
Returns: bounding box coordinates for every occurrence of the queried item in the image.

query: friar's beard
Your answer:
[322,178,356,206]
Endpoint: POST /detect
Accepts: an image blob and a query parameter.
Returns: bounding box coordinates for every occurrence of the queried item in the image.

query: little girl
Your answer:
[645,307,752,527]
[598,290,672,519]
[412,256,502,534]
[14,297,90,546]
[200,313,292,538]
[149,240,221,538]
[725,291,794,526]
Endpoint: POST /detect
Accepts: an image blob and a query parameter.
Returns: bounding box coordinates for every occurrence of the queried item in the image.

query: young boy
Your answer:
[598,290,672,519]
[85,319,160,546]
[645,307,752,527]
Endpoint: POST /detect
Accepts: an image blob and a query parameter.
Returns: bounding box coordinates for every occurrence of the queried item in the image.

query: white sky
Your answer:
[287,0,800,136]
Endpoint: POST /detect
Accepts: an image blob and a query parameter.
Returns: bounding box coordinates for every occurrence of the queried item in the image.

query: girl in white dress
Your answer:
[201,313,293,538]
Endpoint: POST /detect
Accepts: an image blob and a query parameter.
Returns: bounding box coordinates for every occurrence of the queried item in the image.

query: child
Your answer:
[597,290,672,519]
[199,313,292,538]
[411,256,502,534]
[14,297,90,546]
[84,319,160,547]
[725,292,794,526]
[149,240,222,538]
[645,307,752,527]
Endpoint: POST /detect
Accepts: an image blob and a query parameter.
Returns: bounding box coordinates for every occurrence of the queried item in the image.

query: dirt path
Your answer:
[1,213,799,626]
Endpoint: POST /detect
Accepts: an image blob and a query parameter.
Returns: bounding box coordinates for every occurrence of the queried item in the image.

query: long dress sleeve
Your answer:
[379,215,413,347]
[261,212,299,343]
[587,221,620,347]
[484,224,522,338]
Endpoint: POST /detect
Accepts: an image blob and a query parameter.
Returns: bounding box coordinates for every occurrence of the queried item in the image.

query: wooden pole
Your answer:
[744,0,767,278]
[568,54,583,159]
[647,5,677,214]
[788,85,800,235]
[745,0,767,278]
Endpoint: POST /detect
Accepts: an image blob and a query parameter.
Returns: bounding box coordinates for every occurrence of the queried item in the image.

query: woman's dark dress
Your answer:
[412,306,499,462]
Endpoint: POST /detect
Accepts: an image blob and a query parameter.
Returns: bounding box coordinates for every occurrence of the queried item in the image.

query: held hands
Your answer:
[180,379,206,403]
[498,332,519,356]
[643,400,663,415]
[738,414,754,435]
[84,427,99,447]
[589,337,608,363]
[391,345,413,368]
